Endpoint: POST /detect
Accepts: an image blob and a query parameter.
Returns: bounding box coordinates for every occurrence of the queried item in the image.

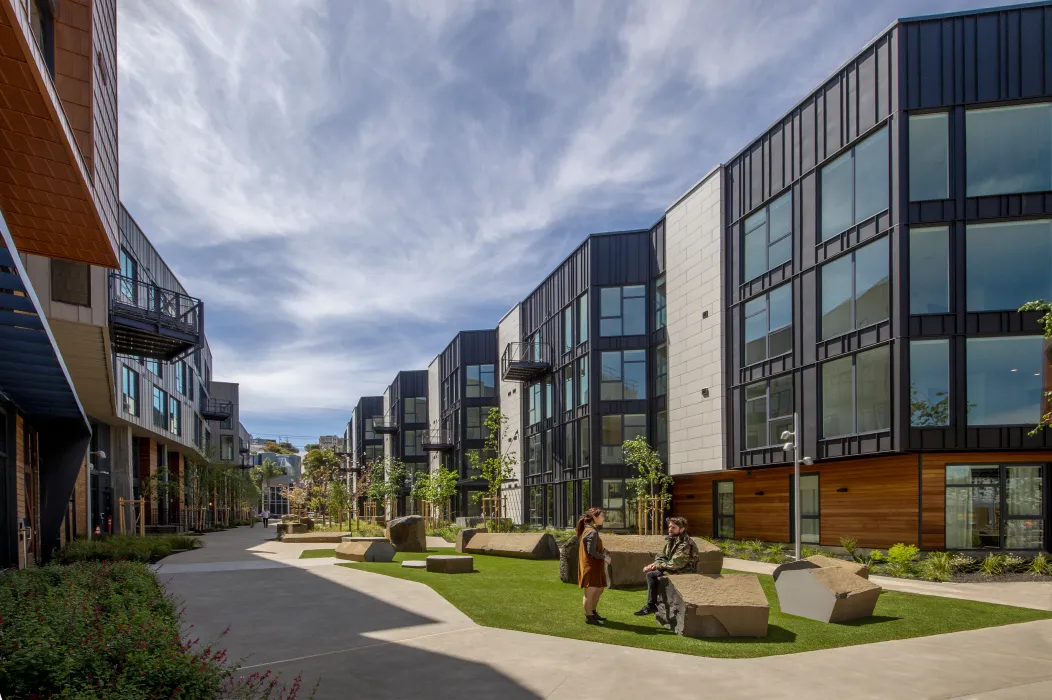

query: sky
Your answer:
[116,0,1017,447]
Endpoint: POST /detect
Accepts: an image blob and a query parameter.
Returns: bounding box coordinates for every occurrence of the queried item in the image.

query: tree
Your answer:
[302,448,341,485]
[262,440,298,455]
[304,443,320,452]
[623,435,673,535]
[251,458,286,513]
[469,408,517,530]
[282,483,309,515]
[411,466,459,525]
[327,479,350,530]
[349,458,378,532]
[1019,300,1052,435]
[367,457,407,517]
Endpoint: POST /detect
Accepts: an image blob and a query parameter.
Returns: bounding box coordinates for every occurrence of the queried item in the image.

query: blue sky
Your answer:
[116,0,1016,447]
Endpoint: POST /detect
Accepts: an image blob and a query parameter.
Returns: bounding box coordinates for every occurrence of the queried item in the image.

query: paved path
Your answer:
[158,527,1052,700]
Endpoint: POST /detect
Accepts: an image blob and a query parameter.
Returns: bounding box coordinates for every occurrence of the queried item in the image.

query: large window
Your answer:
[528,486,543,527]
[655,345,668,397]
[946,464,1045,550]
[565,423,576,471]
[821,345,891,437]
[221,435,234,461]
[146,358,162,378]
[119,248,137,301]
[121,365,139,416]
[466,407,489,440]
[910,340,950,427]
[563,306,573,353]
[600,285,646,336]
[600,350,646,401]
[909,113,949,201]
[152,387,167,428]
[744,374,793,449]
[821,236,889,340]
[528,382,541,425]
[169,397,180,435]
[527,433,541,476]
[791,474,820,544]
[579,417,590,468]
[564,368,573,410]
[600,414,645,464]
[544,375,553,418]
[578,356,589,406]
[175,361,186,395]
[578,292,589,343]
[655,276,666,329]
[743,191,792,281]
[910,226,949,314]
[403,396,427,423]
[715,481,734,538]
[967,220,1052,312]
[966,336,1044,425]
[365,416,378,440]
[466,365,495,398]
[967,103,1052,197]
[544,430,554,472]
[602,479,627,530]
[404,429,424,456]
[743,283,792,365]
[821,126,889,241]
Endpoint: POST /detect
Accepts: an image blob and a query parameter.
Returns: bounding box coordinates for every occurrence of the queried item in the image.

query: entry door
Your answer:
[788,474,820,544]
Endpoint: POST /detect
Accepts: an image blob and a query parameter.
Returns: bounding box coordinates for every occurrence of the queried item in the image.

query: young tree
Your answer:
[251,458,286,513]
[349,458,377,532]
[1019,300,1052,435]
[623,435,673,534]
[469,408,517,530]
[327,479,350,530]
[302,448,341,485]
[367,457,408,518]
[411,466,459,525]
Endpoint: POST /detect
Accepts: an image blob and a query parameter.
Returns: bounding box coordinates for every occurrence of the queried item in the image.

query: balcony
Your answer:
[201,398,233,422]
[109,273,203,361]
[421,428,454,451]
[501,341,552,382]
[374,415,399,434]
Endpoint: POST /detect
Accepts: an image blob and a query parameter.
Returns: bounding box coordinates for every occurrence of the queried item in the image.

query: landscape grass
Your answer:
[316,547,1052,659]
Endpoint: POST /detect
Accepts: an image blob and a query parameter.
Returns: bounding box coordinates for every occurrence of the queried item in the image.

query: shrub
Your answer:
[801,545,826,559]
[884,543,920,578]
[56,533,201,564]
[760,543,788,564]
[427,524,464,542]
[950,553,978,574]
[1003,553,1027,573]
[711,539,733,555]
[839,536,858,556]
[1029,552,1051,576]
[920,551,952,582]
[980,553,1008,577]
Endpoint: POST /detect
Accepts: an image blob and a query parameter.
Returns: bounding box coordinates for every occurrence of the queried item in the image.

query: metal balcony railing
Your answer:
[374,414,399,433]
[501,341,552,382]
[109,272,203,361]
[421,428,454,451]
[200,398,233,421]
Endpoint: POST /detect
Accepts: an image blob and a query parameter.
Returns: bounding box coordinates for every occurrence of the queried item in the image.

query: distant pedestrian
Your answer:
[576,507,611,626]
[261,509,271,528]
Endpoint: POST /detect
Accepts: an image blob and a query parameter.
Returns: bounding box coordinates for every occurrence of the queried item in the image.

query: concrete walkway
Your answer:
[157,527,1052,700]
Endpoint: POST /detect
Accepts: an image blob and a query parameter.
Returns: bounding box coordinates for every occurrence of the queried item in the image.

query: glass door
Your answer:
[714,480,734,538]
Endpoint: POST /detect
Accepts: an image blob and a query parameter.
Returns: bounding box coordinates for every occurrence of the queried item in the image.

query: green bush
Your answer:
[1029,552,1051,576]
[759,543,788,564]
[920,551,953,582]
[884,543,920,578]
[1003,553,1027,574]
[427,523,464,542]
[56,534,201,564]
[950,553,978,574]
[801,545,826,559]
[980,553,1008,577]
[839,537,858,556]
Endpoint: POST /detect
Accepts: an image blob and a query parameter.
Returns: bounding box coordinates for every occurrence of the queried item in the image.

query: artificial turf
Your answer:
[304,547,1052,658]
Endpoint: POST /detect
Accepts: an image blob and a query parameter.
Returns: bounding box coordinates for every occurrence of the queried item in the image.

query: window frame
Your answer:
[466,364,496,398]
[742,190,793,282]
[945,463,1047,551]
[655,344,668,397]
[403,396,427,424]
[466,407,489,441]
[655,275,667,330]
[714,480,735,539]
[908,111,950,201]
[743,373,794,450]
[578,292,589,344]
[599,285,646,337]
[563,305,574,354]
[600,350,647,401]
[819,235,890,341]
[169,397,180,435]
[909,225,950,315]
[121,365,139,417]
[600,413,645,464]
[789,473,821,545]
[743,283,792,366]
[578,356,589,406]
[152,387,167,429]
[965,102,1052,198]
[564,367,574,411]
[820,344,892,438]
[820,125,890,241]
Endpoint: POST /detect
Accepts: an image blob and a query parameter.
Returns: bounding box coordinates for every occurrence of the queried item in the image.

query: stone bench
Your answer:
[341,536,389,543]
[426,555,474,573]
[602,535,724,588]
[334,540,396,563]
[280,532,350,544]
[276,523,309,537]
[656,573,769,638]
[463,532,559,560]
[455,526,487,553]
[402,560,426,569]
[805,554,870,579]
[773,559,881,623]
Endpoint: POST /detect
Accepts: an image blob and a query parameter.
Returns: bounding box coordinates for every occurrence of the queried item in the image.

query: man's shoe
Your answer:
[634,604,657,616]
[593,610,608,622]
[585,614,606,626]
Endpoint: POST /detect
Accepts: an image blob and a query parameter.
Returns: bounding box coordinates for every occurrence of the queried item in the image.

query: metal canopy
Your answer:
[0,226,89,426]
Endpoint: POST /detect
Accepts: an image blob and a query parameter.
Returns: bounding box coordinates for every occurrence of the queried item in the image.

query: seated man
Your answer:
[634,516,698,616]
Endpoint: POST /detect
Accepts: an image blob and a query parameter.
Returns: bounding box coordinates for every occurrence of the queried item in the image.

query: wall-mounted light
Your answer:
[747,470,753,477]
[754,491,764,496]
[837,487,848,493]
[702,388,709,398]
[702,310,709,319]
[686,494,695,500]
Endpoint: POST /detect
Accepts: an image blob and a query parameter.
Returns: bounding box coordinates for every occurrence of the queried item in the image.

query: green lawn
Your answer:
[312,547,1052,658]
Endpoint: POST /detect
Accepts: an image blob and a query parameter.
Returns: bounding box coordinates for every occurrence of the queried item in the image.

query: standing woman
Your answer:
[577,507,611,626]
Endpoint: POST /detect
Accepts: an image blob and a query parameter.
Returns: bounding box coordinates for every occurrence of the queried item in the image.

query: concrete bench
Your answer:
[455,526,486,553]
[602,535,724,588]
[426,555,474,573]
[656,573,769,638]
[280,532,350,544]
[335,540,396,563]
[463,532,559,560]
[773,559,881,623]
[402,560,426,569]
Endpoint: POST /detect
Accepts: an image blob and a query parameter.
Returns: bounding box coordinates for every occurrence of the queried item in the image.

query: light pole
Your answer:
[781,412,813,562]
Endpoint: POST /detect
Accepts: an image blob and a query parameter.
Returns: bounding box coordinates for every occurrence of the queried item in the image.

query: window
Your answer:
[365,417,378,440]
[578,356,589,406]
[602,479,627,530]
[821,126,889,240]
[967,220,1052,312]
[564,368,573,410]
[152,387,167,428]
[600,414,645,464]
[544,375,553,419]
[528,382,541,425]
[546,484,554,528]
[966,103,1052,197]
[578,292,589,343]
[565,423,576,471]
[582,478,591,511]
[966,336,1044,425]
[791,474,820,544]
[599,285,646,336]
[29,0,54,76]
[146,358,162,378]
[579,417,590,468]
[909,113,949,201]
[600,350,647,401]
[528,487,543,527]
[403,397,427,423]
[821,236,889,339]
[544,430,554,473]
[744,283,792,365]
[946,465,1045,550]
[743,191,792,281]
[466,407,489,440]
[910,226,949,314]
[404,430,424,457]
[715,481,734,538]
[169,397,180,435]
[527,433,541,476]
[910,340,950,426]
[51,260,91,306]
[821,345,891,437]
[219,414,233,430]
[175,361,185,395]
[220,435,234,461]
[565,481,577,527]
[118,248,137,303]
[466,365,495,398]
[563,306,573,353]
[744,374,794,449]
[655,276,666,329]
[121,366,139,416]
[655,345,668,397]
[365,444,383,464]
[655,410,668,464]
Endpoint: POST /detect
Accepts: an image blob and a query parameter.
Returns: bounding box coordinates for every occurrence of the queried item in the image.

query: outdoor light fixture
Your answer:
[781,414,813,562]
[755,491,765,496]
[90,450,107,460]
[837,487,848,493]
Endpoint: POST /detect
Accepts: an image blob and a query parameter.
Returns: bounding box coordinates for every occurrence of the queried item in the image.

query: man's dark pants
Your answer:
[646,569,667,607]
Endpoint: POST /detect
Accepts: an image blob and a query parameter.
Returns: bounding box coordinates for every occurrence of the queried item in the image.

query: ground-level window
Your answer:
[528,486,543,528]
[715,480,734,538]
[602,479,628,530]
[790,473,820,544]
[946,464,1045,550]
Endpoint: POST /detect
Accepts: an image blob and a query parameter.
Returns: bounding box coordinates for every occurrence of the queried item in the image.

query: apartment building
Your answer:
[349,396,384,472]
[380,370,428,515]
[425,330,499,518]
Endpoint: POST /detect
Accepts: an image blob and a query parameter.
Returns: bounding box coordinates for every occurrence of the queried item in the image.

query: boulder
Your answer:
[775,566,881,623]
[402,560,426,569]
[280,532,349,544]
[335,540,396,563]
[602,535,724,588]
[385,515,427,552]
[463,532,559,560]
[559,535,580,584]
[806,555,870,579]
[656,573,769,638]
[341,536,389,543]
[426,555,474,574]
[455,527,487,553]
[276,522,309,537]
